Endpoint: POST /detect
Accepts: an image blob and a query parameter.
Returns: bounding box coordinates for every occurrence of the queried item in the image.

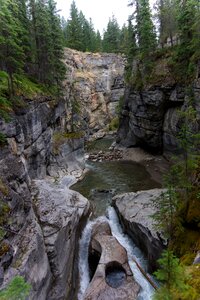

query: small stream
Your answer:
[72,138,160,299]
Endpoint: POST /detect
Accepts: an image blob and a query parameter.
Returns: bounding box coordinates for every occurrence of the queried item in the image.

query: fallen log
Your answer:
[132,258,158,290]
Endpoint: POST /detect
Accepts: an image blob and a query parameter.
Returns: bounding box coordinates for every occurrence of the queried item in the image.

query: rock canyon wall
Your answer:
[117,61,200,154]
[0,48,126,300]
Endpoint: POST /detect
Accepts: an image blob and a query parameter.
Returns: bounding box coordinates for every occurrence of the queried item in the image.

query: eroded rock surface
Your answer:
[63,48,125,137]
[112,189,166,273]
[117,72,200,154]
[0,95,88,299]
[84,221,140,300]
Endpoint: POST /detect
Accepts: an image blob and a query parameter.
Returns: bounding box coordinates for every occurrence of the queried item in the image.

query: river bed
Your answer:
[72,138,160,299]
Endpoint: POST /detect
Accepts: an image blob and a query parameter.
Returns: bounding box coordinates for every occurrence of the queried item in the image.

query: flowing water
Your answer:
[74,138,160,299]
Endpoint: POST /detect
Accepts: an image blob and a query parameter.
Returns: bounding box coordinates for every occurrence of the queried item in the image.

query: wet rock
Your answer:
[84,221,140,300]
[32,178,90,300]
[112,189,166,273]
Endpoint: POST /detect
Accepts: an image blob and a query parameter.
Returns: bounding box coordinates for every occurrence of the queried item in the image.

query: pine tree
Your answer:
[153,250,190,300]
[65,0,83,51]
[15,0,31,72]
[47,0,66,89]
[102,15,121,53]
[124,18,138,82]
[155,0,178,47]
[95,30,102,52]
[174,0,200,77]
[0,0,25,97]
[135,0,157,59]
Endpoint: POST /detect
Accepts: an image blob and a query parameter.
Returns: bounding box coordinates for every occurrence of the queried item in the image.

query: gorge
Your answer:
[0,46,200,300]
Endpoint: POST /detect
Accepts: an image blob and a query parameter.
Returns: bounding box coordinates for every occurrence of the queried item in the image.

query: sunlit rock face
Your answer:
[63,48,126,138]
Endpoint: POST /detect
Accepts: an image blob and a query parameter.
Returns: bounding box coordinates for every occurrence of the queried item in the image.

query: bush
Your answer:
[0,276,31,300]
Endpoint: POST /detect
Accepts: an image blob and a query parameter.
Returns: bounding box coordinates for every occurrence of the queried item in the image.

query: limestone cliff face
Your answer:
[117,63,200,154]
[0,97,89,299]
[63,48,125,137]
[0,49,125,299]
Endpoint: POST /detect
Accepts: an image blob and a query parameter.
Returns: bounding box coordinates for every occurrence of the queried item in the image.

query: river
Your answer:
[71,137,160,299]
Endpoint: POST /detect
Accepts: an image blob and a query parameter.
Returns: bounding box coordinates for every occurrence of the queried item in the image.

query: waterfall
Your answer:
[78,207,155,300]
[78,216,107,300]
[107,206,154,300]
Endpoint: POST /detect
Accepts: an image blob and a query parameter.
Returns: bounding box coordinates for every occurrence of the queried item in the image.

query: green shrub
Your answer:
[0,133,7,147]
[108,117,119,131]
[0,276,31,300]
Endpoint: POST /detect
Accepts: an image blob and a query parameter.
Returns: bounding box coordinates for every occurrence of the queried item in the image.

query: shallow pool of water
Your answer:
[72,160,161,216]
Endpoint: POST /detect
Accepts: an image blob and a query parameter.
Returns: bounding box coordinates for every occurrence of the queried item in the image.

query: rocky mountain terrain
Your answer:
[63,48,125,139]
[117,61,200,154]
[0,48,126,300]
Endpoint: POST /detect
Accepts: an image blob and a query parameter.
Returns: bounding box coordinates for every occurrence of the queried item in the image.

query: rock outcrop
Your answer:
[117,67,200,154]
[112,189,166,273]
[0,96,89,299]
[63,48,125,138]
[84,221,140,299]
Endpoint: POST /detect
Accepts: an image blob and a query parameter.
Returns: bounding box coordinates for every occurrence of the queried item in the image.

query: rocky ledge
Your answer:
[112,189,167,273]
[84,221,140,299]
[1,177,90,300]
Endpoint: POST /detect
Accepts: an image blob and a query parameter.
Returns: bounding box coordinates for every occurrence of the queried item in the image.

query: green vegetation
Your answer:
[0,201,10,242]
[108,117,119,131]
[152,101,200,298]
[64,0,102,52]
[125,0,200,85]
[0,133,7,147]
[0,276,31,300]
[153,250,191,300]
[0,0,66,116]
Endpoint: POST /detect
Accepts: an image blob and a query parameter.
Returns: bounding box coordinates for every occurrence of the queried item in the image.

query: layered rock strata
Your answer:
[117,70,200,154]
[112,189,166,273]
[63,48,125,137]
[0,97,89,299]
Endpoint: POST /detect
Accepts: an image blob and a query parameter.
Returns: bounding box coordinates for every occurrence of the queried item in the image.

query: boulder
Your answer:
[84,221,140,300]
[112,189,166,273]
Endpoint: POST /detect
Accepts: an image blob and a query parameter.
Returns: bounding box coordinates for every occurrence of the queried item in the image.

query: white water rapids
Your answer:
[78,207,155,300]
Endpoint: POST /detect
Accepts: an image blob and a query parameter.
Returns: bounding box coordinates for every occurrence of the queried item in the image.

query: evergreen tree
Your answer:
[95,30,102,52]
[135,0,157,59]
[153,250,190,300]
[0,0,25,97]
[15,0,32,72]
[119,24,129,54]
[124,18,138,82]
[155,0,178,47]
[47,0,66,88]
[65,0,83,51]
[102,15,121,53]
[175,0,200,76]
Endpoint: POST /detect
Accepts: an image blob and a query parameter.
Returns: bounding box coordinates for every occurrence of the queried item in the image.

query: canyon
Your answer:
[0,48,199,299]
